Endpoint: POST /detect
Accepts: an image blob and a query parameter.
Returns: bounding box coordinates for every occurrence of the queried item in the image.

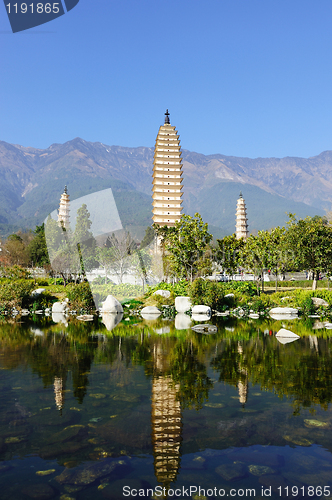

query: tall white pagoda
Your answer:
[57,186,70,229]
[152,110,183,227]
[235,192,248,240]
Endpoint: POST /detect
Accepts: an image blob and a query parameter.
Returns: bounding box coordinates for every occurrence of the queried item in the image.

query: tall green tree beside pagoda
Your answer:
[154,213,213,281]
[285,215,332,290]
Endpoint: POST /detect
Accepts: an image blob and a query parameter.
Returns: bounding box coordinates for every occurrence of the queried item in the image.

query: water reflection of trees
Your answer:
[1,321,332,414]
[211,333,332,414]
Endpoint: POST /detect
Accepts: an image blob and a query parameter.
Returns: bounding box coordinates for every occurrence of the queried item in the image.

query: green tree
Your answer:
[4,233,31,267]
[154,213,213,282]
[74,204,98,273]
[45,215,67,263]
[216,233,245,276]
[45,216,80,285]
[285,215,332,290]
[27,223,50,267]
[263,226,291,290]
[131,248,152,292]
[237,232,269,292]
[140,226,155,249]
[240,228,289,292]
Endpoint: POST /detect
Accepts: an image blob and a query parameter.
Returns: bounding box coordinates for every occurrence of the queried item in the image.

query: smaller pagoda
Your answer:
[235,192,248,240]
[57,186,70,230]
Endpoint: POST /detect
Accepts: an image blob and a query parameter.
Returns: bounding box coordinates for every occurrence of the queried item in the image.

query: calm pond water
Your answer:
[1,316,332,500]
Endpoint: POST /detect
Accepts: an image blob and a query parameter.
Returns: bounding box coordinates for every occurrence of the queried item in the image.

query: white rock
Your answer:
[270,314,298,320]
[191,313,211,322]
[77,314,94,321]
[276,336,299,345]
[175,313,192,330]
[52,312,68,326]
[141,306,161,315]
[141,313,161,321]
[224,293,234,298]
[175,296,192,313]
[324,322,332,329]
[101,312,123,331]
[52,302,68,313]
[31,288,45,296]
[311,297,329,307]
[215,311,229,317]
[30,327,44,336]
[276,328,300,344]
[191,324,217,334]
[153,290,171,298]
[101,295,123,313]
[249,313,260,319]
[312,321,325,330]
[155,326,171,334]
[276,328,300,338]
[270,307,298,315]
[191,305,211,315]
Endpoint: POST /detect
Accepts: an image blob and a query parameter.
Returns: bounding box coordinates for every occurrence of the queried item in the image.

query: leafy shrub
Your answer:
[27,292,55,311]
[0,279,35,309]
[66,283,96,313]
[189,279,225,310]
[146,280,189,298]
[92,275,114,285]
[144,292,174,308]
[91,283,144,304]
[122,299,143,310]
[249,296,268,313]
[223,281,258,297]
[299,296,316,316]
[35,278,49,286]
[48,277,64,285]
[0,266,31,279]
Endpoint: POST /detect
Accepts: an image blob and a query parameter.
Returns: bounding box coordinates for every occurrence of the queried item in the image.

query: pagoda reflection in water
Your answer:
[151,343,183,490]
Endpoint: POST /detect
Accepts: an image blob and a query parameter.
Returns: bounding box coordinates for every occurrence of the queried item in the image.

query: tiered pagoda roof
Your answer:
[152,110,183,227]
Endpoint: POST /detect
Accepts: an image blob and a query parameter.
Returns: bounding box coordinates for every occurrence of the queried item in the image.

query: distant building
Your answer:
[57,186,70,229]
[152,110,183,227]
[235,192,248,240]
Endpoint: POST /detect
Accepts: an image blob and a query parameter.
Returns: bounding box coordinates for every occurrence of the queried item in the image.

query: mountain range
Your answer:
[0,137,330,239]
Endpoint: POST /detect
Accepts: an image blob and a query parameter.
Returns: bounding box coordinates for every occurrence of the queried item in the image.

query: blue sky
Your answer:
[1,0,332,158]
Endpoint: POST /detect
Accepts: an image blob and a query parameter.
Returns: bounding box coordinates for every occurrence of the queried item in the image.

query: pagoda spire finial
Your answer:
[164,109,170,125]
[64,185,68,194]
